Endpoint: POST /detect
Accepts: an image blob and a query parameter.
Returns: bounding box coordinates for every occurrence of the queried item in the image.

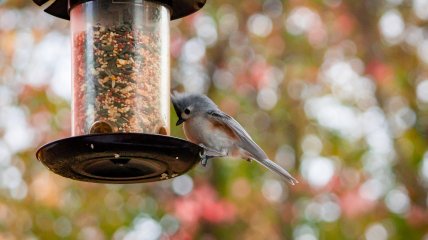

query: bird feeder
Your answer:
[33,0,205,183]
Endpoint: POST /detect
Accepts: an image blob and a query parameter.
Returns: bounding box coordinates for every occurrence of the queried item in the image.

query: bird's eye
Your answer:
[184,108,190,115]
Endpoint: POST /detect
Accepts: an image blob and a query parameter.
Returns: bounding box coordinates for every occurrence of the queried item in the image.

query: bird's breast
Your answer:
[183,115,235,151]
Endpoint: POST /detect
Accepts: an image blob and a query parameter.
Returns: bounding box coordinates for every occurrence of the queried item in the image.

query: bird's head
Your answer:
[170,92,218,126]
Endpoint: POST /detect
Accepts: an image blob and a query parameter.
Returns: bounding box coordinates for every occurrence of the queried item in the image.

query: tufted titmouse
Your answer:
[171,92,298,185]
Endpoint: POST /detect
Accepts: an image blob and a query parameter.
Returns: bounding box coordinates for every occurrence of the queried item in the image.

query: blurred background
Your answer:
[1,0,428,239]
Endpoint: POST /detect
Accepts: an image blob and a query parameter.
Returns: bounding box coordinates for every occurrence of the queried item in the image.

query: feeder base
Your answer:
[36,133,203,183]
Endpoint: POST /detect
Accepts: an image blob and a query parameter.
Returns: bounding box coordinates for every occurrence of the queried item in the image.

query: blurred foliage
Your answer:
[1,0,428,239]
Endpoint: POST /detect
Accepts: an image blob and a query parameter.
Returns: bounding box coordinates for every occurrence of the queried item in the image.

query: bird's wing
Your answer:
[206,110,268,160]
[206,110,298,185]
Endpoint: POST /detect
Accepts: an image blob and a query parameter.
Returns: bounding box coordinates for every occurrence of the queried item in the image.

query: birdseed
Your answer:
[72,23,168,135]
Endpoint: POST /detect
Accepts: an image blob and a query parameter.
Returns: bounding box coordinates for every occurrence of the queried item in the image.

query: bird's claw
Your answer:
[198,144,226,167]
[199,149,208,167]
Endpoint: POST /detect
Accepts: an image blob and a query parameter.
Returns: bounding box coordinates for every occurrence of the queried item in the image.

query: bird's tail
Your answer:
[256,158,299,185]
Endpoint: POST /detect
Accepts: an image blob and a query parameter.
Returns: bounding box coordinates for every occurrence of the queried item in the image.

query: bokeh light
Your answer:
[1,0,428,239]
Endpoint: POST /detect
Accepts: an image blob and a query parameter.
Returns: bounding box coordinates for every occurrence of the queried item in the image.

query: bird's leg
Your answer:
[198,144,214,167]
[199,144,225,157]
[199,150,209,167]
[199,150,219,167]
[198,144,226,167]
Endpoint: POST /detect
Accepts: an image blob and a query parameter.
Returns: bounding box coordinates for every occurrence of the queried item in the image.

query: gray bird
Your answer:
[171,92,298,185]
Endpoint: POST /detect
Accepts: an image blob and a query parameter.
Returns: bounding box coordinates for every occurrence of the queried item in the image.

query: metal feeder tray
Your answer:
[36,133,203,183]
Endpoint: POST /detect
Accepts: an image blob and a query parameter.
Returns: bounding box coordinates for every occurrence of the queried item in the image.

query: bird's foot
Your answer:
[198,144,226,167]
[199,150,209,167]
[198,144,225,157]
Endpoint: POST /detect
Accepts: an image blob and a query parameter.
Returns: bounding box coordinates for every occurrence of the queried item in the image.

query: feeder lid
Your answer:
[36,133,203,183]
[33,0,206,20]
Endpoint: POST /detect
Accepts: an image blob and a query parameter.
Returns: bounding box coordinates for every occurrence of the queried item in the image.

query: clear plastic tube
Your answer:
[70,0,170,136]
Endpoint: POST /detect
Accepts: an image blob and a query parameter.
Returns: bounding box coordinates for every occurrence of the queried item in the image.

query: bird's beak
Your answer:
[176,118,185,126]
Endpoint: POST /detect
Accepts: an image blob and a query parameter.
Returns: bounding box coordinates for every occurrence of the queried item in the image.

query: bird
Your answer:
[171,92,298,185]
